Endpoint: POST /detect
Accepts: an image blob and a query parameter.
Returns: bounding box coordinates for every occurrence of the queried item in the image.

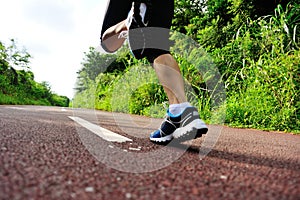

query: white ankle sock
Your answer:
[169,102,191,116]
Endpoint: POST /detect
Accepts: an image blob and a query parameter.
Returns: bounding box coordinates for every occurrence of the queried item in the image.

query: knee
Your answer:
[153,53,176,66]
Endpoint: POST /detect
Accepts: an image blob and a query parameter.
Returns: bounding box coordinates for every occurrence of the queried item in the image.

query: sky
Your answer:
[0,0,108,98]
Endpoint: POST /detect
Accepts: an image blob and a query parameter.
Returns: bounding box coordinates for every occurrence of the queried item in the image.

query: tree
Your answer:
[252,0,294,17]
[172,0,298,49]
[172,0,206,34]
[0,39,70,106]
[6,39,31,70]
[75,46,131,92]
[80,47,119,80]
[0,41,9,73]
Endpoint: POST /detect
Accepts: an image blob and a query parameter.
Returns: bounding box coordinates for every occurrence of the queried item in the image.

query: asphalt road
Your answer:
[0,105,299,200]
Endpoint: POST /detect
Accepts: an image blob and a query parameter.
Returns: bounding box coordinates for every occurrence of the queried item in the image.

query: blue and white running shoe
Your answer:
[150,107,208,143]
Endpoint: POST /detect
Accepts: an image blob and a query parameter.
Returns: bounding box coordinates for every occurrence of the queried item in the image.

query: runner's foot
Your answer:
[150,107,208,143]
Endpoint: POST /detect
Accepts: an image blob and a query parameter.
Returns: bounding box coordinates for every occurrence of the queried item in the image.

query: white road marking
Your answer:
[7,107,25,110]
[69,116,132,143]
[129,147,141,151]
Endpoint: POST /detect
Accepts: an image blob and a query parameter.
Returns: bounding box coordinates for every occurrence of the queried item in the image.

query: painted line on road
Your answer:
[7,107,26,110]
[69,116,132,143]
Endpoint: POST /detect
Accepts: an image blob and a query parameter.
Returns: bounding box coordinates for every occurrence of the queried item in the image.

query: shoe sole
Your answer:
[150,119,208,143]
[173,119,208,141]
[149,134,173,143]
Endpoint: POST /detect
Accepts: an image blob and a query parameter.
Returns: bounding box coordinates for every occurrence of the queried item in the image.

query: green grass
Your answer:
[73,3,299,134]
[0,93,50,106]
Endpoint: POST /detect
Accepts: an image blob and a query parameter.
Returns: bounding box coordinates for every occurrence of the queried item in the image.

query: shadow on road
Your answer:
[169,142,300,171]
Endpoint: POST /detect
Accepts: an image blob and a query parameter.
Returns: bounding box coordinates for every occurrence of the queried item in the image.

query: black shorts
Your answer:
[100,0,174,63]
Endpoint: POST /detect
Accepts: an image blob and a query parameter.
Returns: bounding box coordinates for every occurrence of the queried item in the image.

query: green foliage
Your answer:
[73,47,167,117]
[72,82,96,109]
[217,3,300,132]
[129,83,167,116]
[49,94,70,107]
[0,40,70,107]
[172,0,206,34]
[226,51,299,132]
[94,73,117,111]
[110,64,166,115]
[73,1,300,133]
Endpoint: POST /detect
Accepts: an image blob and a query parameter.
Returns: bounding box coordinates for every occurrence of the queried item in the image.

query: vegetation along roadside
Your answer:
[73,0,299,134]
[0,39,69,107]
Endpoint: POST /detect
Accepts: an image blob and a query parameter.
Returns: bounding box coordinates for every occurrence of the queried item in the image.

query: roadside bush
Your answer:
[73,2,300,133]
[0,40,70,106]
[222,4,300,132]
[129,83,167,116]
[94,73,117,111]
[110,64,164,114]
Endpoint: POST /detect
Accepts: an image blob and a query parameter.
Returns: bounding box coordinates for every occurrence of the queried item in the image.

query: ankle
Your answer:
[169,102,191,116]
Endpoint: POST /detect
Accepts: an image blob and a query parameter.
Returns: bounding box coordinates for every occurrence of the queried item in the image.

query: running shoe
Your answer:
[150,107,208,143]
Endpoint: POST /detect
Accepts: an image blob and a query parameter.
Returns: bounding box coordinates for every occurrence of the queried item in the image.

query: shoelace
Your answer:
[158,115,177,137]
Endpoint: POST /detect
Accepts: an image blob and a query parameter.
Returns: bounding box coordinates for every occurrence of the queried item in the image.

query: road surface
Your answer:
[0,105,299,199]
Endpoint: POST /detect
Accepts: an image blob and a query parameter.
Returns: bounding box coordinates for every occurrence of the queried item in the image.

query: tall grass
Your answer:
[73,4,299,133]
[219,4,300,133]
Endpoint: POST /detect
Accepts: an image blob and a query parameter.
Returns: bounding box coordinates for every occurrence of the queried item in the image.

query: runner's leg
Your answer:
[153,54,187,105]
[146,0,208,142]
[148,0,187,105]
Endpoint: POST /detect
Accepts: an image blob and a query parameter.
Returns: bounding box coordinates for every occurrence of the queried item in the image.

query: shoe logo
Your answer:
[180,111,193,126]
[193,111,199,116]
